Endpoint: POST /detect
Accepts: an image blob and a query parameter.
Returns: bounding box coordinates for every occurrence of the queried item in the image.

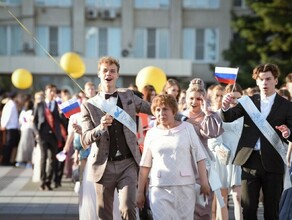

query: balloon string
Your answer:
[1,3,85,93]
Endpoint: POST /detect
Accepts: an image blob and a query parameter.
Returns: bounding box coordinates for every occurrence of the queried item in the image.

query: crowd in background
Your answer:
[0,62,292,220]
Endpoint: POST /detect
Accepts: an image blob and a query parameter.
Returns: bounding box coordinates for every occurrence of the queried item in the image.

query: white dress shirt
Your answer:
[0,99,19,129]
[45,99,55,112]
[254,92,276,150]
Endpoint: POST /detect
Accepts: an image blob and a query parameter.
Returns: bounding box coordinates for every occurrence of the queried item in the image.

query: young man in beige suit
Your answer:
[80,56,152,220]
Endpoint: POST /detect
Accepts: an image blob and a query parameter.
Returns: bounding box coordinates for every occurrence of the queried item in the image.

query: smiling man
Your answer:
[80,56,152,220]
[221,63,292,220]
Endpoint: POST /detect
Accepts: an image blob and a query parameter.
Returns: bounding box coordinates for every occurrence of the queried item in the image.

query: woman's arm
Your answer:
[197,160,211,197]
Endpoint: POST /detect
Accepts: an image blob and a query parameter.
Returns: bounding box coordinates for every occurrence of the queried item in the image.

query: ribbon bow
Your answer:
[105,91,118,100]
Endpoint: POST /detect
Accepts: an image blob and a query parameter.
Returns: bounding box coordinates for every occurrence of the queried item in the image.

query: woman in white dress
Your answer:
[208,83,244,220]
[16,99,35,167]
[136,94,210,220]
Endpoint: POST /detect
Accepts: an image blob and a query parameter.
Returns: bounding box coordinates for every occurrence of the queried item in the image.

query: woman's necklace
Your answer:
[189,110,204,119]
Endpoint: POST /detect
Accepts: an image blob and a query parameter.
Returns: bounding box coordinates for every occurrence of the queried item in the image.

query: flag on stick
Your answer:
[214,67,239,84]
[59,97,81,118]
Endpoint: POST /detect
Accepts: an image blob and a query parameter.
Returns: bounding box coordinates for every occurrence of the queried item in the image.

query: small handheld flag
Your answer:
[59,97,81,118]
[214,67,239,84]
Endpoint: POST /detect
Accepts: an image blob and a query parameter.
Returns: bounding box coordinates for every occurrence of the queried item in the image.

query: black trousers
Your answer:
[54,147,65,185]
[2,129,19,165]
[241,151,283,220]
[39,134,57,185]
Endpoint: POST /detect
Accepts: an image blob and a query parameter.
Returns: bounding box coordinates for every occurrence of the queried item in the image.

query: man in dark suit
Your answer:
[221,63,292,220]
[33,84,67,191]
[80,56,152,220]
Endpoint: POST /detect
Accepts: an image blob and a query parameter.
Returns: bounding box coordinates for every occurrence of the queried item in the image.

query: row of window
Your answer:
[3,0,223,9]
[0,25,218,62]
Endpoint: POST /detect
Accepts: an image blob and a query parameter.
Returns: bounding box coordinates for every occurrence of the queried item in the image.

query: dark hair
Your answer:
[278,88,291,101]
[45,84,57,91]
[286,73,292,83]
[162,79,181,102]
[23,99,34,111]
[142,85,156,102]
[252,63,280,80]
[224,83,243,95]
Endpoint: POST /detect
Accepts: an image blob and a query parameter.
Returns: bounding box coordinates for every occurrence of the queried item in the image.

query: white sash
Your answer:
[88,96,137,134]
[238,95,287,164]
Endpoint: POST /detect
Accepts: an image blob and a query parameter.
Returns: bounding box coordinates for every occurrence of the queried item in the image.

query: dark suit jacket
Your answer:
[221,94,292,174]
[33,100,66,142]
[81,88,152,182]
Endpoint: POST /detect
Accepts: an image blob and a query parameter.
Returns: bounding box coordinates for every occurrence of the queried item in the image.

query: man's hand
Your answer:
[221,93,234,111]
[275,125,291,139]
[72,124,82,135]
[99,113,113,131]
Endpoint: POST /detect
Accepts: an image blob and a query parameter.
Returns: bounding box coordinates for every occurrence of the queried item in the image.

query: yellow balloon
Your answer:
[136,66,167,93]
[11,68,33,89]
[60,52,85,79]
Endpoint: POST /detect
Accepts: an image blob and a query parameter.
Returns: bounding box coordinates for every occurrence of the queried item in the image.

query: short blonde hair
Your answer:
[98,56,120,73]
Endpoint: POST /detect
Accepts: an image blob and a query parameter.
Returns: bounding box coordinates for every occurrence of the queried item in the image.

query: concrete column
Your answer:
[21,0,34,54]
[121,0,134,57]
[72,0,85,55]
[170,0,182,58]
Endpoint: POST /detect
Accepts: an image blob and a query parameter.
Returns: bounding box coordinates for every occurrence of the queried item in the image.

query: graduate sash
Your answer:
[238,95,287,164]
[88,96,137,134]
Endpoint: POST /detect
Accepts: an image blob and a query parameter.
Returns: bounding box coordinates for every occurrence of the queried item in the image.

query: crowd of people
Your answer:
[0,56,292,220]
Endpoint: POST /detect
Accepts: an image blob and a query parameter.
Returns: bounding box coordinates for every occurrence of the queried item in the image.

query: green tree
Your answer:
[223,0,292,88]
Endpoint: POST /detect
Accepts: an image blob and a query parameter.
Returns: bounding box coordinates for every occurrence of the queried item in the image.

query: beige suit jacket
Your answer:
[81,88,152,182]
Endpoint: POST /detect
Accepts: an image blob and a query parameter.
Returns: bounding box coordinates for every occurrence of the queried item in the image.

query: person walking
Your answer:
[15,99,35,168]
[221,63,292,220]
[0,91,20,166]
[181,78,223,220]
[136,94,210,220]
[208,83,244,220]
[33,84,67,191]
[80,56,152,220]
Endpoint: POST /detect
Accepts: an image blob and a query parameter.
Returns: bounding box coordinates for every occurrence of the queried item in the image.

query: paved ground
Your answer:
[0,166,269,220]
[0,166,78,220]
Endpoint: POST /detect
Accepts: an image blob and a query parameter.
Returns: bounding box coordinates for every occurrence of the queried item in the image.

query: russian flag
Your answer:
[59,97,81,118]
[214,67,239,84]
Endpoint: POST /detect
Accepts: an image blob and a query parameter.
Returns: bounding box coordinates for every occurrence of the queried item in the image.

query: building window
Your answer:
[85,27,121,58]
[35,26,71,56]
[1,0,21,5]
[183,28,218,62]
[0,25,22,55]
[86,0,121,8]
[183,0,219,9]
[233,0,246,8]
[135,0,169,9]
[134,28,169,58]
[35,0,72,7]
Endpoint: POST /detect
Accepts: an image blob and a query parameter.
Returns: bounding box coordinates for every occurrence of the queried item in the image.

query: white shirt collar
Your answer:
[99,91,118,104]
[261,92,276,103]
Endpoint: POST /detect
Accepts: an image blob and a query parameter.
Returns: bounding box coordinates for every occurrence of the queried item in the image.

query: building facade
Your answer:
[0,0,247,94]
